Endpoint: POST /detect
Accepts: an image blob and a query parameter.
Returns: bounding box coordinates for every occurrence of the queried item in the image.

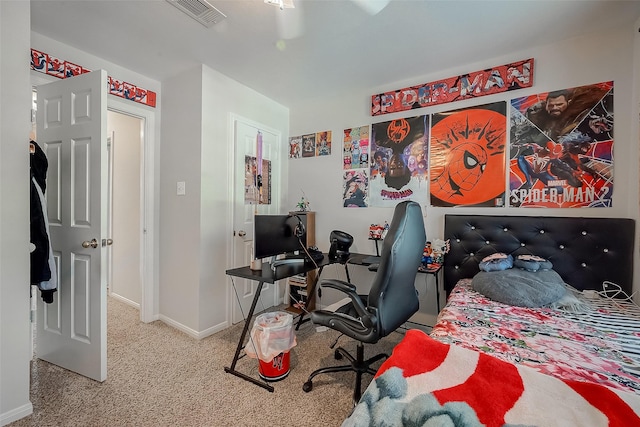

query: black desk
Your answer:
[418,264,443,312]
[224,255,334,392]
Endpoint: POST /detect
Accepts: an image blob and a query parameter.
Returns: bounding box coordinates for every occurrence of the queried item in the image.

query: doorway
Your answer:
[230,115,283,325]
[30,76,156,378]
[106,110,143,308]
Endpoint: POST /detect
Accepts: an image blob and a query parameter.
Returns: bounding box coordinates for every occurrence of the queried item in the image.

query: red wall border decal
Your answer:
[371,58,533,117]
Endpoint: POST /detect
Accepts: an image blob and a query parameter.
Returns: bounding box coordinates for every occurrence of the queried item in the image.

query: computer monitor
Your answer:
[254,214,307,260]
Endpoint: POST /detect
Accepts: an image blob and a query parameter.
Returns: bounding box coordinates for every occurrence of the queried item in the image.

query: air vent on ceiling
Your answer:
[166,0,226,28]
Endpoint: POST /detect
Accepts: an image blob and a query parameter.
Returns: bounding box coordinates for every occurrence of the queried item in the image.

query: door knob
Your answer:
[82,239,99,249]
[238,230,246,237]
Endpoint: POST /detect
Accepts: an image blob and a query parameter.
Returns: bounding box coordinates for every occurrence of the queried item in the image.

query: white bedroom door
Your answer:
[231,116,282,324]
[35,70,108,382]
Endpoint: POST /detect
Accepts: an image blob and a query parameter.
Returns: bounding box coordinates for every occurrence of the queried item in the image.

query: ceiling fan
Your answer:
[265,0,392,40]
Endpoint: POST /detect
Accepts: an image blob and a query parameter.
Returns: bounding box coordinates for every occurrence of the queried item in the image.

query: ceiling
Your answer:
[30,0,640,108]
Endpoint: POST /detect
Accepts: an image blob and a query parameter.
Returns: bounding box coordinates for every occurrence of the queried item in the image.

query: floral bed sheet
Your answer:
[431,279,640,395]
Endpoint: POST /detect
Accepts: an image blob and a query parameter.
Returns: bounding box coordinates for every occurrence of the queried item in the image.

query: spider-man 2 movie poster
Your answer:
[430,102,507,207]
[369,115,429,207]
[509,81,613,208]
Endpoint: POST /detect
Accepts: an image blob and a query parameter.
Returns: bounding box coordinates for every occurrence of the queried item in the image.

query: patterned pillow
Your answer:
[513,254,553,272]
[479,253,513,272]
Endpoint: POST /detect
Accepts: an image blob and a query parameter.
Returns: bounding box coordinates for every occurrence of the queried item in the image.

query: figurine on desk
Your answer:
[420,238,449,271]
[421,241,434,267]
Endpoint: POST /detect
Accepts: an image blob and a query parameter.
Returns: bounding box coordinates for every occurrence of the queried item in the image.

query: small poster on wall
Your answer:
[289,135,302,158]
[369,115,429,207]
[244,156,271,205]
[315,131,332,156]
[343,125,370,169]
[509,81,613,208]
[301,134,316,158]
[430,102,507,207]
[343,170,369,208]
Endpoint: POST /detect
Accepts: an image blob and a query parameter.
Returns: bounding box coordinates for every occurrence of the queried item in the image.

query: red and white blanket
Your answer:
[342,330,640,427]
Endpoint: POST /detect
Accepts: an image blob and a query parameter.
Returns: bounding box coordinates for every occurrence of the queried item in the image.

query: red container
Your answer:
[258,351,290,381]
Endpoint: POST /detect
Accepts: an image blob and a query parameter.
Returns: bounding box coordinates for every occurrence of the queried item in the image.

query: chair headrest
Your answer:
[329,230,353,261]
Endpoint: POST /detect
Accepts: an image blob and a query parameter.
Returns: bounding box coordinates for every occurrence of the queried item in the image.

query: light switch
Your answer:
[177,181,186,196]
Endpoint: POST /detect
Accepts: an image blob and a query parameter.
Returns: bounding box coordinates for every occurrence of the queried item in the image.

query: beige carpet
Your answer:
[8,297,421,427]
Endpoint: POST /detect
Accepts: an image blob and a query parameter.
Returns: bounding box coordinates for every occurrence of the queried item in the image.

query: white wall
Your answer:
[158,66,203,333]
[0,2,34,425]
[288,25,640,311]
[159,64,289,336]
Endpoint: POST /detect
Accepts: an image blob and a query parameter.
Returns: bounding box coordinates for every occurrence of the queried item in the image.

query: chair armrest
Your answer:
[320,279,356,293]
[320,279,367,319]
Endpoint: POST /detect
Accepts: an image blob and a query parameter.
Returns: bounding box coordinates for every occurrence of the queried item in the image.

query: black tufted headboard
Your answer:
[443,215,635,297]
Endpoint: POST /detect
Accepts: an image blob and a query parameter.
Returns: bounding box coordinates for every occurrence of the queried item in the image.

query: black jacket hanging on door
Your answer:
[30,140,56,303]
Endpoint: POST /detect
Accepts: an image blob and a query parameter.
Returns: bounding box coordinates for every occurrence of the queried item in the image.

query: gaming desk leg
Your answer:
[295,265,325,330]
[224,280,274,392]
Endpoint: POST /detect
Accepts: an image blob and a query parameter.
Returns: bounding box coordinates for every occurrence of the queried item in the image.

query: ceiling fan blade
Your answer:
[276,1,304,40]
[351,0,391,15]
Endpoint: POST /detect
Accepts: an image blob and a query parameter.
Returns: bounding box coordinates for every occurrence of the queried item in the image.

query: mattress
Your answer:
[342,279,640,426]
[431,279,640,395]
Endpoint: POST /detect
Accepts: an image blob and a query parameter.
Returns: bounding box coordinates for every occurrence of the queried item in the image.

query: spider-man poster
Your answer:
[430,102,507,207]
[369,115,429,207]
[509,82,613,208]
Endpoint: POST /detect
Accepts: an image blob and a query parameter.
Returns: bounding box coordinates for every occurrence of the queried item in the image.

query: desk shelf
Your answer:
[287,211,316,312]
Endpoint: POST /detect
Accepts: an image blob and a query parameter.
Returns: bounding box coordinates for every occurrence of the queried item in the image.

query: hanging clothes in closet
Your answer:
[30,140,57,303]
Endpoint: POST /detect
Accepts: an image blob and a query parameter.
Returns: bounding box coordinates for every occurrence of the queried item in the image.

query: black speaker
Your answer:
[328,230,353,262]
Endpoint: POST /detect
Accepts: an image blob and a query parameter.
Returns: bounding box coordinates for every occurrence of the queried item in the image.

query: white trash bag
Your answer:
[245,311,297,362]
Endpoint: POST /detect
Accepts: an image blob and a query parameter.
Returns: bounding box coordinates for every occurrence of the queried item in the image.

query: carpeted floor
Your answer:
[8,297,415,427]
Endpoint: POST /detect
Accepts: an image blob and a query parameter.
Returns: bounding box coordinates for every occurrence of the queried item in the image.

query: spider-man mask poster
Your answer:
[509,81,613,208]
[430,102,507,207]
[369,115,429,207]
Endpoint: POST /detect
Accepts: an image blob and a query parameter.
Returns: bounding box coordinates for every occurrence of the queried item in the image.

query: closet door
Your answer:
[36,70,108,382]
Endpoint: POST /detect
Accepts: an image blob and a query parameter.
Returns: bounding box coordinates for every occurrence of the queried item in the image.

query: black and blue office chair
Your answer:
[303,200,426,404]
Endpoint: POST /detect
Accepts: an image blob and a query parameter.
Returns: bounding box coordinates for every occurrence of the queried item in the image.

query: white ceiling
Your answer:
[30,0,640,108]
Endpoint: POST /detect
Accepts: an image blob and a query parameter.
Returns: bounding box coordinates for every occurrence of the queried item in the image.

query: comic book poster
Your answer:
[343,170,369,208]
[301,133,316,158]
[244,156,271,205]
[289,135,302,159]
[343,125,370,169]
[315,131,332,156]
[430,102,507,207]
[369,115,429,207]
[509,82,613,208]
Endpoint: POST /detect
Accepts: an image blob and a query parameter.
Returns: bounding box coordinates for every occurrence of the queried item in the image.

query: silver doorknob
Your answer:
[82,239,99,249]
[238,230,246,237]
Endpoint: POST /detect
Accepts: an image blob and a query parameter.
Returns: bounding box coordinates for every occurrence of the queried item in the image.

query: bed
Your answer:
[342,214,640,427]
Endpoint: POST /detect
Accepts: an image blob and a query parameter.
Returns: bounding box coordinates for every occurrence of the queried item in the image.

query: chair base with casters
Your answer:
[302,341,388,404]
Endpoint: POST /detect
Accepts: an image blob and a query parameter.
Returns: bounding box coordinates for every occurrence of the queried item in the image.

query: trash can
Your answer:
[245,311,296,381]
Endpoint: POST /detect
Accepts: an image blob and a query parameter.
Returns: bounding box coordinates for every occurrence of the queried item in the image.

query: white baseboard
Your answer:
[158,314,229,340]
[108,292,140,310]
[1,402,33,426]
